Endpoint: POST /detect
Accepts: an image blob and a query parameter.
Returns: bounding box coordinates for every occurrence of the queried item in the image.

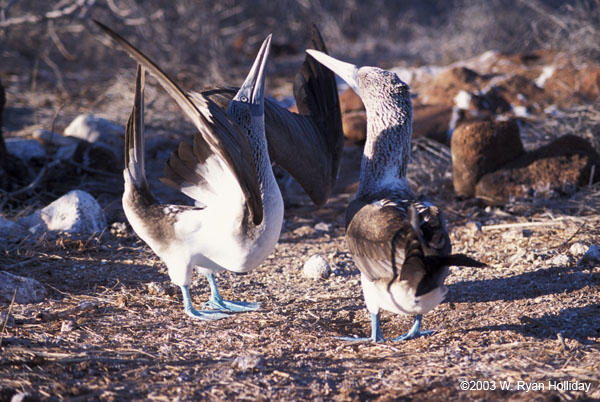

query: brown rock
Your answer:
[420,66,481,106]
[342,111,367,143]
[339,88,364,114]
[545,65,600,105]
[495,74,545,108]
[475,135,600,205]
[412,104,453,144]
[451,120,525,197]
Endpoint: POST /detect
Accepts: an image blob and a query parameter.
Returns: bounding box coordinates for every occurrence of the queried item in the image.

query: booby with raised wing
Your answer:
[307,49,485,342]
[197,25,343,206]
[105,22,283,320]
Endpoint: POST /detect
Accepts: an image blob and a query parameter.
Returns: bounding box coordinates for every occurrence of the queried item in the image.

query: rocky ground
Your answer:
[1,27,600,402]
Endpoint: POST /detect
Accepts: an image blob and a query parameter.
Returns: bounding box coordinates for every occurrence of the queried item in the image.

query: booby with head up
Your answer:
[102,22,283,320]
[201,25,343,207]
[307,49,485,342]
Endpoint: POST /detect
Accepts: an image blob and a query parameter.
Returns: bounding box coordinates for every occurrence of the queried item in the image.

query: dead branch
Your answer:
[0,0,97,28]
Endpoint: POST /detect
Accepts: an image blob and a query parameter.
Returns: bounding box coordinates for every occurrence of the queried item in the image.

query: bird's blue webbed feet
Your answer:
[338,312,386,343]
[180,286,230,320]
[390,314,435,342]
[202,273,261,312]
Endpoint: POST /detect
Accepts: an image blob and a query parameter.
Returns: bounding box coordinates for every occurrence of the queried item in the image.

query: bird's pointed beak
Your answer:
[306,49,360,95]
[236,34,272,116]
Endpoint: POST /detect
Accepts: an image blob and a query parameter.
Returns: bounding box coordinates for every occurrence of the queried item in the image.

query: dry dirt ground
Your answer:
[1,139,599,401]
[1,39,600,401]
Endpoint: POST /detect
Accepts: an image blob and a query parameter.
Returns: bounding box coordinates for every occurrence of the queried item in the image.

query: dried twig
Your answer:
[0,0,97,28]
[0,288,18,347]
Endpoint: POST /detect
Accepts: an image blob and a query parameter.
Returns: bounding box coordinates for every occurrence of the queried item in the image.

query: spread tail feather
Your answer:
[124,65,150,193]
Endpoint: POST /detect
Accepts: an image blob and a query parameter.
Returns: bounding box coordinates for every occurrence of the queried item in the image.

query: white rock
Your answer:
[61,320,75,332]
[0,271,47,304]
[303,254,331,280]
[535,65,555,88]
[64,114,124,156]
[569,242,587,256]
[5,138,46,160]
[548,254,570,266]
[19,190,107,235]
[579,244,600,266]
[314,222,332,232]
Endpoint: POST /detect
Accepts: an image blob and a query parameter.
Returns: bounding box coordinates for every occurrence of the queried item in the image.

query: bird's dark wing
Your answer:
[202,25,343,206]
[345,199,485,293]
[345,199,415,282]
[94,20,263,225]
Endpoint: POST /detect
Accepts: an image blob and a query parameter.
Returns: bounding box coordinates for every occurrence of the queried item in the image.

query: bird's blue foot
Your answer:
[180,285,229,320]
[184,306,230,320]
[338,312,385,342]
[203,298,261,312]
[390,314,435,341]
[203,273,261,312]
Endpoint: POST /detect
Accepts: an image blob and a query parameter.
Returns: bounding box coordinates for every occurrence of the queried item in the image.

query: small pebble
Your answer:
[146,282,166,296]
[303,254,331,280]
[465,221,482,233]
[314,222,332,232]
[77,301,97,311]
[60,320,75,332]
[233,355,265,371]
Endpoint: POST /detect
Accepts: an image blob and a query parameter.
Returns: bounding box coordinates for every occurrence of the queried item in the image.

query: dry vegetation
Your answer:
[1,1,600,401]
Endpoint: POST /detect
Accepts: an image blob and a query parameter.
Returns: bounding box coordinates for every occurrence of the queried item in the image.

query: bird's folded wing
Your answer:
[94,20,263,225]
[345,200,425,285]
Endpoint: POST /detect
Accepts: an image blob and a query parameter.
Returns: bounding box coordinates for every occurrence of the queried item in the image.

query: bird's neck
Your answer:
[246,116,277,196]
[357,100,413,198]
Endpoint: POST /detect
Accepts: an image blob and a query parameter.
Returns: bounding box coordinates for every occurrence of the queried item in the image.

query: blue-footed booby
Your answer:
[101,21,283,320]
[202,25,343,206]
[307,50,485,342]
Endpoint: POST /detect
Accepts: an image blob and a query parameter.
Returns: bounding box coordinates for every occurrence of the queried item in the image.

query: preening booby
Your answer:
[307,50,485,342]
[102,22,283,320]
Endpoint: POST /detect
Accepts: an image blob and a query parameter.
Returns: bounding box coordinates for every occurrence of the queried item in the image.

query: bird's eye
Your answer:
[241,96,248,102]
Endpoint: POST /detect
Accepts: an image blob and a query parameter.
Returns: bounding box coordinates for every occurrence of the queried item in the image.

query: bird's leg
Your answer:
[180,285,229,320]
[338,312,386,342]
[203,273,261,312]
[391,314,435,341]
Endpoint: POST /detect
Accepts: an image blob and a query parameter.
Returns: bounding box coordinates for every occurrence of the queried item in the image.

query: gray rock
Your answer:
[579,244,600,266]
[64,114,124,158]
[5,138,46,160]
[0,216,26,237]
[55,143,78,161]
[0,271,47,304]
[19,190,107,235]
[303,254,331,280]
[32,129,77,146]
